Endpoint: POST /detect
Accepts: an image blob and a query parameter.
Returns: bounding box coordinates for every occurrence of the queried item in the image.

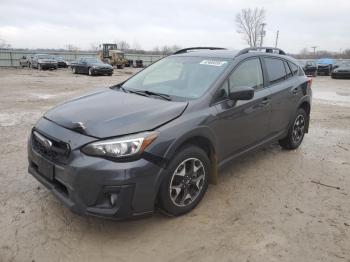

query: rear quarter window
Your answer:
[288,61,303,76]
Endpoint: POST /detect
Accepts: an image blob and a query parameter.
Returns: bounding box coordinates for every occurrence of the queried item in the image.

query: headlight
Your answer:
[81,132,158,159]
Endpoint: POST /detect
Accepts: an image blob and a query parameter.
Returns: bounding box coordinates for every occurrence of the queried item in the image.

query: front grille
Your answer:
[32,131,70,164]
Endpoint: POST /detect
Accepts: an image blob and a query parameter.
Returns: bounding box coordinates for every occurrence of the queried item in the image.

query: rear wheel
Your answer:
[158,146,210,216]
[279,108,307,150]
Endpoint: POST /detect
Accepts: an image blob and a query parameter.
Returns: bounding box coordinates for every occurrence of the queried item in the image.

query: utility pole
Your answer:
[275,30,279,48]
[311,46,317,55]
[260,23,266,47]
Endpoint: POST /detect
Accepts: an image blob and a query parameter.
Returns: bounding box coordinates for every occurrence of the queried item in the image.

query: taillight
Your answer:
[307,78,312,89]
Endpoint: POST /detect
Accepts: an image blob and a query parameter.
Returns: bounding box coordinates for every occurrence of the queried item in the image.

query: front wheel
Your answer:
[279,108,307,150]
[158,146,210,216]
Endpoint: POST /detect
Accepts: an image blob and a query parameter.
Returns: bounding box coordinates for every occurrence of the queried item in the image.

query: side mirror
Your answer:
[229,86,254,101]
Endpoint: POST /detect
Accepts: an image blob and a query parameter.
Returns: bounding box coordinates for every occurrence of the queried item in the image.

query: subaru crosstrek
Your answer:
[28,47,312,219]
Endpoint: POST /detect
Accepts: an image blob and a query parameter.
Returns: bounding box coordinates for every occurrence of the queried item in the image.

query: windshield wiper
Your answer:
[142,90,172,101]
[125,89,171,101]
[119,86,130,93]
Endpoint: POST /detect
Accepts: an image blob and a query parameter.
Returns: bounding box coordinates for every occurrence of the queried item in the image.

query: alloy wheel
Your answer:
[292,114,305,144]
[169,158,206,207]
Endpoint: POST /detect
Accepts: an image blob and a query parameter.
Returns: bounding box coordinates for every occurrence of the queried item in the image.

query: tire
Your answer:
[88,68,93,76]
[72,67,77,74]
[158,145,210,216]
[279,108,307,150]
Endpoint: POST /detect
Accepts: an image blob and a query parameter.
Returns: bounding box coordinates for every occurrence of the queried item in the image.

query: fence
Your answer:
[0,50,164,67]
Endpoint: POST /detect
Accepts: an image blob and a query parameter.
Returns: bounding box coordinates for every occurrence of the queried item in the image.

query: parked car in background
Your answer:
[331,62,350,79]
[300,60,317,77]
[54,56,68,68]
[28,47,312,219]
[71,57,113,76]
[31,54,58,70]
[317,58,335,76]
[19,55,32,67]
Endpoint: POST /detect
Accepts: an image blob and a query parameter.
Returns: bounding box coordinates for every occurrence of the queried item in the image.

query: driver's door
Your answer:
[211,57,272,162]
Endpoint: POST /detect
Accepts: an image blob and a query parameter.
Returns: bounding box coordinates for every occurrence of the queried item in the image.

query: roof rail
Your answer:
[235,47,286,57]
[173,47,227,55]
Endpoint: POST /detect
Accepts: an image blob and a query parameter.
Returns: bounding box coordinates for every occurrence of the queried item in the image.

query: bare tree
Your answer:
[160,45,172,55]
[117,40,130,51]
[89,42,99,51]
[235,8,266,47]
[65,44,80,51]
[0,37,11,49]
[299,48,309,56]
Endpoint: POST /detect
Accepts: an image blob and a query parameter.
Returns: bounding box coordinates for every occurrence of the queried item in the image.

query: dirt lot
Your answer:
[0,68,349,262]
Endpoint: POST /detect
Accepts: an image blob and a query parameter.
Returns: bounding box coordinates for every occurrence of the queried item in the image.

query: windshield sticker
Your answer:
[200,60,227,67]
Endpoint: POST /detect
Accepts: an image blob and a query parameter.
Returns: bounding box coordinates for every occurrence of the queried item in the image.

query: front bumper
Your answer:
[27,118,164,219]
[91,68,113,75]
[40,63,57,69]
[304,69,317,76]
[57,62,67,68]
[317,66,331,74]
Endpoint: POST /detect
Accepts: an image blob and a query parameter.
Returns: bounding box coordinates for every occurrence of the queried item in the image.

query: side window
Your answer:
[284,61,293,78]
[264,58,287,84]
[288,62,299,75]
[229,58,264,91]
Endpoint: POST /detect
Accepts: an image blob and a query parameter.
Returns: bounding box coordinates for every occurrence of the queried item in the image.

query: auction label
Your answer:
[200,60,228,66]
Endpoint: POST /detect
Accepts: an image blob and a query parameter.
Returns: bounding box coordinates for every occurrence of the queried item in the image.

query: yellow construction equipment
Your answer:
[99,43,129,69]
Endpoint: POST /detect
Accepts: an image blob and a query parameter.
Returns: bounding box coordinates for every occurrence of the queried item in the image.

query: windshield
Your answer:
[122,56,230,100]
[85,58,102,63]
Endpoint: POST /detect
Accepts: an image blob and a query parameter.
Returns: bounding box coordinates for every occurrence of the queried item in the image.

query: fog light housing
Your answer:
[110,193,118,206]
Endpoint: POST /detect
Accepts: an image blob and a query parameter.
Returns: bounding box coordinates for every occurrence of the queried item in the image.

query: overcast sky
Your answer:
[0,0,349,53]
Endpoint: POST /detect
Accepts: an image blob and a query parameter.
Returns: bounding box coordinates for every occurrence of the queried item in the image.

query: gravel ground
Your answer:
[0,68,349,262]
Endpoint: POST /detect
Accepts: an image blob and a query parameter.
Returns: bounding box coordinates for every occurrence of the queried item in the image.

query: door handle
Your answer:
[261,97,270,105]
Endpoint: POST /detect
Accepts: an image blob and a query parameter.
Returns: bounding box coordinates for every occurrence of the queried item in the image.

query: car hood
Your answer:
[44,89,188,138]
[335,66,350,71]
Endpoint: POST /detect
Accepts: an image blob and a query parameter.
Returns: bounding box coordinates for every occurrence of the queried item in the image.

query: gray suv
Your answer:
[28,47,312,219]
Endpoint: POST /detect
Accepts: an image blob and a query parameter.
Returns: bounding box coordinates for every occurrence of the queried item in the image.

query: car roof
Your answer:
[174,50,239,59]
[172,48,298,63]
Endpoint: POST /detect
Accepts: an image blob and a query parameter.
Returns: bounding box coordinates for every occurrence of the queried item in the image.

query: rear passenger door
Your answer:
[213,57,272,161]
[263,57,300,135]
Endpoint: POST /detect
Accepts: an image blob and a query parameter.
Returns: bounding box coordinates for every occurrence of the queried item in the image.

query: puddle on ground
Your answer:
[313,90,350,107]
